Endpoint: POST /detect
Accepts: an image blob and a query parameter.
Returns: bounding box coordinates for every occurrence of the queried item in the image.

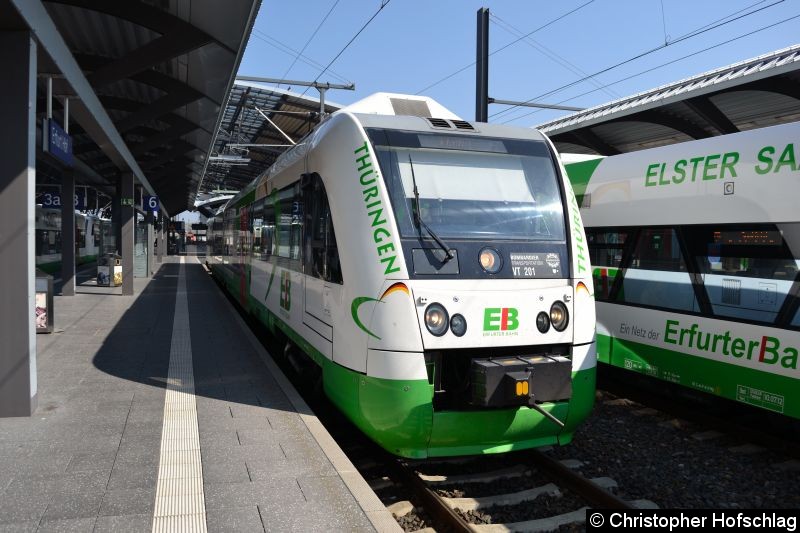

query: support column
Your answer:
[121,171,134,295]
[145,210,154,276]
[475,7,490,123]
[157,213,165,263]
[112,177,121,254]
[0,32,37,416]
[60,170,75,295]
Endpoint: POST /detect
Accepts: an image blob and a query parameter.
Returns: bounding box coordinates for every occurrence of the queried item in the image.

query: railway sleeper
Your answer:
[470,507,588,533]
[443,483,560,511]
[420,465,530,485]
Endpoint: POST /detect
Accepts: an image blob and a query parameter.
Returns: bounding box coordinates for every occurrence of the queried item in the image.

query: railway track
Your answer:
[367,448,657,532]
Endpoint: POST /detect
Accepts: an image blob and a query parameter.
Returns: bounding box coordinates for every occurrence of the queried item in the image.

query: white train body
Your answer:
[208,94,596,457]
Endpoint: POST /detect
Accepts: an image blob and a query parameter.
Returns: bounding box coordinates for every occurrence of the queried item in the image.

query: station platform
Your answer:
[0,255,399,532]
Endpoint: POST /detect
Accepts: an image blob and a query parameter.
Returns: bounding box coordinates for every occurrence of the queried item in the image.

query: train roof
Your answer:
[219,93,555,211]
[353,112,549,143]
[567,120,799,227]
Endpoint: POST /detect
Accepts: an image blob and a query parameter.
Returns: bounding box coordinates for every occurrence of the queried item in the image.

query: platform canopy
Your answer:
[1,0,261,215]
[538,44,800,156]
[200,80,343,194]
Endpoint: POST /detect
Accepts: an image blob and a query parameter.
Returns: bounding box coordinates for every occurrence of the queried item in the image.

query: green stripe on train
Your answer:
[210,262,596,458]
[564,158,602,207]
[598,333,797,418]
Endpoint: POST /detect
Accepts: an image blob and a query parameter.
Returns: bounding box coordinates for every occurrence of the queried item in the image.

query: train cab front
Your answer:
[359,277,596,459]
[351,121,596,458]
[419,281,594,456]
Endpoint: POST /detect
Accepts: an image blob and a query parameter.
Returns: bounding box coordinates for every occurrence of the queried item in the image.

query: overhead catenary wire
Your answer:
[299,0,393,98]
[489,13,621,100]
[249,28,351,85]
[490,0,785,120]
[414,0,597,96]
[499,12,800,126]
[275,0,342,88]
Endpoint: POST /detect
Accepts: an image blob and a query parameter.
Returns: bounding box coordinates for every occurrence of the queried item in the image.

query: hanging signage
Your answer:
[36,185,88,209]
[144,195,159,212]
[42,118,73,167]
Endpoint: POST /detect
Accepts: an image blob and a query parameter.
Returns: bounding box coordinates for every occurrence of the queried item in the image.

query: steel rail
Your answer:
[387,459,473,533]
[528,449,633,510]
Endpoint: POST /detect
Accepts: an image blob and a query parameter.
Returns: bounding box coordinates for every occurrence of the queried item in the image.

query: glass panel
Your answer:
[290,196,303,261]
[685,224,800,324]
[276,188,293,258]
[618,228,698,312]
[588,229,630,301]
[374,137,564,242]
[134,216,147,278]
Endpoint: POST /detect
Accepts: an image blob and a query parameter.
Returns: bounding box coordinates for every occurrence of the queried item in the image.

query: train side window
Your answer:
[263,197,275,258]
[251,199,264,259]
[684,224,800,325]
[276,187,294,258]
[617,227,698,312]
[587,229,629,301]
[305,176,342,284]
[290,185,303,261]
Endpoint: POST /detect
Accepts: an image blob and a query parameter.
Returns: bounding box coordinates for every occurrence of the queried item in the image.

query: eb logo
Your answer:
[484,308,519,331]
[279,271,291,311]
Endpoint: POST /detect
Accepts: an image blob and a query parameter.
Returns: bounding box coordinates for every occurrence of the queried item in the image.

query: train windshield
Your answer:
[370,131,565,241]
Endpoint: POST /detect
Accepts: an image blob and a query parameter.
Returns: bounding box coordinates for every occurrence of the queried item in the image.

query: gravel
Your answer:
[395,509,434,532]
[547,391,800,508]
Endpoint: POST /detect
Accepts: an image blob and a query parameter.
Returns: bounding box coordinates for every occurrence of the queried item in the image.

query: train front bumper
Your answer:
[354,365,596,459]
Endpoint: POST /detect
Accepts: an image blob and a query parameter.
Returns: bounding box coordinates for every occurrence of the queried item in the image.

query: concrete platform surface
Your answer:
[0,255,399,532]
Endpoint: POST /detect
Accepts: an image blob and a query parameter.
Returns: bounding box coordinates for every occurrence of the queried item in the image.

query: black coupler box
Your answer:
[470,355,572,408]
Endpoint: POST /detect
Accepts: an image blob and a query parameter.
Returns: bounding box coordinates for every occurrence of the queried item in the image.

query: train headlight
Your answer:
[450,314,467,337]
[425,303,449,336]
[549,301,569,331]
[479,248,502,274]
[536,312,550,333]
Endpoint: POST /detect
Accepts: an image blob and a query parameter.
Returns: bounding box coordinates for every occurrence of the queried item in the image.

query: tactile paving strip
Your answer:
[152,257,208,532]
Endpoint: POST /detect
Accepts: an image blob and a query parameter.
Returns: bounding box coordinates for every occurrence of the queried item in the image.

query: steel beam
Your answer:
[8,0,157,197]
[629,109,711,140]
[684,96,739,135]
[88,32,211,89]
[0,31,37,416]
[60,170,75,296]
[116,92,205,133]
[564,130,621,156]
[132,122,199,156]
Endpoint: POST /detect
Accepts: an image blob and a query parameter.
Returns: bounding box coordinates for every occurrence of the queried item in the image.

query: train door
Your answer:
[302,174,338,343]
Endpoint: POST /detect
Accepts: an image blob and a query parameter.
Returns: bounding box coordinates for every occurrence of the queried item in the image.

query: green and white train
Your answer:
[207,93,596,458]
[35,206,108,274]
[564,120,800,420]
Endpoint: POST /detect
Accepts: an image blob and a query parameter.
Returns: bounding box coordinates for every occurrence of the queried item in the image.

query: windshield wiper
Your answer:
[408,155,454,263]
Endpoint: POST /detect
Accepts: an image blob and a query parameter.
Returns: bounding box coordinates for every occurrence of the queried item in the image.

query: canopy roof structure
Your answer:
[2,0,260,215]
[538,44,800,155]
[201,80,343,194]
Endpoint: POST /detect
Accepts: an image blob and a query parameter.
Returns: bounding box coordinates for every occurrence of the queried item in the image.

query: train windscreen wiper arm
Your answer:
[408,155,454,263]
